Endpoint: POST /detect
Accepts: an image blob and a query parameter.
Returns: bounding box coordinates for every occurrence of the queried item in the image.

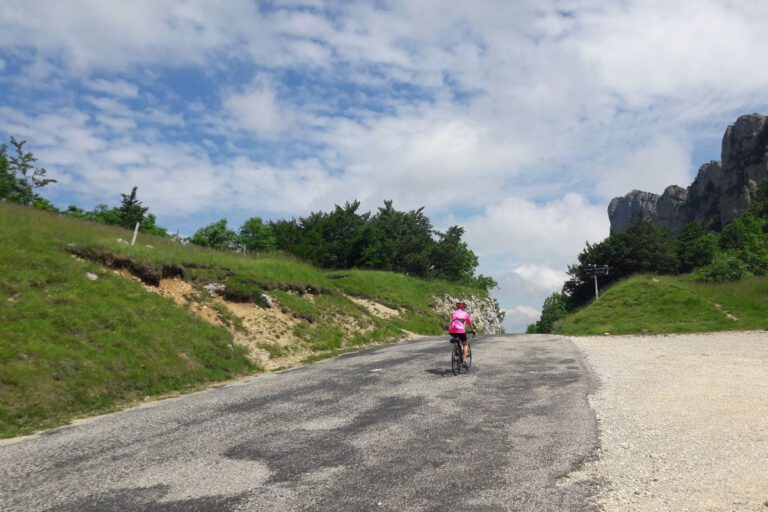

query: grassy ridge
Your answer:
[0,202,484,437]
[0,204,255,437]
[556,274,768,335]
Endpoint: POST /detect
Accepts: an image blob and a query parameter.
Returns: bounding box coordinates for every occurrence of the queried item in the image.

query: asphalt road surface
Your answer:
[0,334,599,511]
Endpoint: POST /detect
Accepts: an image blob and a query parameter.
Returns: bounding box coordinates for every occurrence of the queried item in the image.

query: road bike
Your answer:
[450,335,472,375]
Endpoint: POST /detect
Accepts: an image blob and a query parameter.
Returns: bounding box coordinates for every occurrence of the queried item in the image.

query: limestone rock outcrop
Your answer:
[432,294,505,334]
[609,113,768,233]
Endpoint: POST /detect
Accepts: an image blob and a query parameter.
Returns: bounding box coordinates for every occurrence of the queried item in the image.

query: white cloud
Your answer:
[572,0,768,106]
[3,0,768,328]
[505,305,540,331]
[221,76,299,138]
[84,78,139,98]
[462,194,609,272]
[511,265,569,295]
[593,135,693,199]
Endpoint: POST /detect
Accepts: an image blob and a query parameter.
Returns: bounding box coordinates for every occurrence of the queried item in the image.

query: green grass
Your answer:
[328,270,481,334]
[0,203,488,437]
[0,204,256,438]
[556,274,768,335]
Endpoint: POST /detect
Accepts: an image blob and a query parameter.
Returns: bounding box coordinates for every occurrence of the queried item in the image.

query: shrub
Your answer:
[693,253,752,282]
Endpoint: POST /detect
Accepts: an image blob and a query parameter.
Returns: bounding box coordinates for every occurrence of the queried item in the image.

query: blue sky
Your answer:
[2,0,768,332]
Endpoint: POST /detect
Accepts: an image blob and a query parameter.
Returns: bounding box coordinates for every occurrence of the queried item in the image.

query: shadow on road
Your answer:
[425,368,455,377]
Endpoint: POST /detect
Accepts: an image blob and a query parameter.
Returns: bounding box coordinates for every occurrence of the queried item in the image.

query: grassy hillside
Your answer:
[556,274,768,335]
[0,202,485,437]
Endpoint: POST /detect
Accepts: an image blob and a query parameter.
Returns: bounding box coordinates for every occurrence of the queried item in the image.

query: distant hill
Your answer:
[609,113,768,233]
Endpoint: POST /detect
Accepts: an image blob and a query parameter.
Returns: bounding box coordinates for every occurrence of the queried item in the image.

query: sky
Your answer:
[2,0,768,332]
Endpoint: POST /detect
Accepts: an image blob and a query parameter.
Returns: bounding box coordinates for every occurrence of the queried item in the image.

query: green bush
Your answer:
[222,275,268,305]
[693,253,752,282]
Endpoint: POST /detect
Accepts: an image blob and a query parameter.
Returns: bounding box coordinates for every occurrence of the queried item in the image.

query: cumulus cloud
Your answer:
[221,76,299,139]
[2,0,768,325]
[505,305,540,331]
[461,194,609,272]
[593,135,693,199]
[84,78,139,98]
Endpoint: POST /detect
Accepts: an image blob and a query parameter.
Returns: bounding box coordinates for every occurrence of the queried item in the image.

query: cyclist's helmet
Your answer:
[455,301,466,309]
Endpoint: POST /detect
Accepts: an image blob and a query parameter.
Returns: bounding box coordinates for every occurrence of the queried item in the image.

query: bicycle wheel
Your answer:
[464,348,472,371]
[451,345,461,375]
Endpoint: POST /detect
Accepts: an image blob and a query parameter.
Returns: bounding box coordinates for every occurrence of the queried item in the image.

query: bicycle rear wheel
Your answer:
[451,345,461,375]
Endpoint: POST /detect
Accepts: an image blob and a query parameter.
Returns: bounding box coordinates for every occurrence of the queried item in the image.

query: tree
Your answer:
[430,225,479,282]
[139,213,168,237]
[239,217,277,252]
[532,292,568,333]
[677,222,718,273]
[563,220,679,310]
[473,274,499,291]
[118,186,149,229]
[0,144,11,199]
[190,219,238,250]
[365,201,435,276]
[2,137,56,205]
[718,213,768,275]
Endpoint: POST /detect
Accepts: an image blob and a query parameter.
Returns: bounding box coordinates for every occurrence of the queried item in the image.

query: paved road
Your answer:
[0,334,598,511]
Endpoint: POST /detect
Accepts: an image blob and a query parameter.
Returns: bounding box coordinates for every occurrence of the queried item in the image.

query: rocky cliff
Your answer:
[432,294,505,334]
[609,113,768,233]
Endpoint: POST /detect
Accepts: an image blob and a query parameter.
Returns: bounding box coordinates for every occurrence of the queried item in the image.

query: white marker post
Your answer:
[130,222,140,247]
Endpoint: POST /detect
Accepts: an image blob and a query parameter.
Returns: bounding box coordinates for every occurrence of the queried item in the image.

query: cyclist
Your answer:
[449,301,476,368]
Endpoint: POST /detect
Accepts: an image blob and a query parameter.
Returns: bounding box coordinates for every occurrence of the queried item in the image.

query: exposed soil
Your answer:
[345,295,400,318]
[122,275,407,371]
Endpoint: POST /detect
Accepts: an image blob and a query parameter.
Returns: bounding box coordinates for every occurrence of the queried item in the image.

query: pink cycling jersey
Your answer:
[449,309,472,334]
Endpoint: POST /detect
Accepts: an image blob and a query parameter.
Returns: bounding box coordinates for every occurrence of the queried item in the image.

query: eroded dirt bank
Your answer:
[564,331,768,512]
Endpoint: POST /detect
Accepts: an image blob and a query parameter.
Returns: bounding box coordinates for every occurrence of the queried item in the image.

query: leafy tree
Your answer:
[2,137,56,205]
[472,274,498,291]
[430,225,479,282]
[271,218,304,251]
[0,144,11,199]
[531,292,568,333]
[718,212,768,275]
[316,201,373,269]
[190,219,238,250]
[563,220,679,310]
[139,213,168,237]
[239,217,277,252]
[118,186,149,229]
[677,222,718,273]
[365,201,435,276]
[91,204,122,225]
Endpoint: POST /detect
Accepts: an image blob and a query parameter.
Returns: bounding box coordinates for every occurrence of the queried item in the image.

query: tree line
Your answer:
[188,200,497,289]
[529,186,768,332]
[1,137,496,290]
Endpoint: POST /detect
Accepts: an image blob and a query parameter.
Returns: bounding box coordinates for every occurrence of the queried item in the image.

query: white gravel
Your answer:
[565,331,768,512]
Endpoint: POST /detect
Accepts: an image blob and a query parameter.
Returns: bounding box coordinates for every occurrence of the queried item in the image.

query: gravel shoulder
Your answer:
[564,331,768,512]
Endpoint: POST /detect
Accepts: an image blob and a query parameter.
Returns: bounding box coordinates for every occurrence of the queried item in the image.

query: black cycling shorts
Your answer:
[450,333,467,342]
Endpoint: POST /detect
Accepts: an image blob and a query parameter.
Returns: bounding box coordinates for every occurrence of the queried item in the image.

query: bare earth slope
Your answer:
[565,331,768,512]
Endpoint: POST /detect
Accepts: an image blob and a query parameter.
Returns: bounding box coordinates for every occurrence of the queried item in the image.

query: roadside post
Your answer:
[582,264,609,299]
[131,222,140,247]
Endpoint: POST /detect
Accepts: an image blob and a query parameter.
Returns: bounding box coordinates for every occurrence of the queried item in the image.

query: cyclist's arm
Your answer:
[467,317,477,335]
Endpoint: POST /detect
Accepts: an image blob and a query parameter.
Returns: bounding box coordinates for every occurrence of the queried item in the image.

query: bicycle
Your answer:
[450,335,473,375]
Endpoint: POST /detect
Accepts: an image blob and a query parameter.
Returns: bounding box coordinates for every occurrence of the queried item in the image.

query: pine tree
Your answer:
[118,186,149,229]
